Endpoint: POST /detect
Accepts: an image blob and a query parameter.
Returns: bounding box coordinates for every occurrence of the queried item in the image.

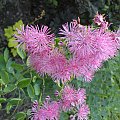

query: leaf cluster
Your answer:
[4,20,23,57]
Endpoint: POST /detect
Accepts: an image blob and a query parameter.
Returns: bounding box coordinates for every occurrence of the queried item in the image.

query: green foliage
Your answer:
[0,70,9,84]
[17,78,31,88]
[0,98,6,103]
[0,49,35,119]
[4,20,24,57]
[60,112,69,120]
[3,84,16,93]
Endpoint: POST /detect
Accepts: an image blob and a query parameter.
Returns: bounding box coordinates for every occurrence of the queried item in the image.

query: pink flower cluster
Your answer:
[15,13,120,120]
[31,86,90,120]
[16,25,54,54]
[59,14,119,81]
[32,101,60,120]
[16,13,120,83]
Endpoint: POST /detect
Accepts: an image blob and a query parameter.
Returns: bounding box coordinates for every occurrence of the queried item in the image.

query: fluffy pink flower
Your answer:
[69,57,82,77]
[69,57,96,82]
[61,86,77,111]
[60,24,98,58]
[59,21,79,41]
[34,108,47,120]
[47,49,71,83]
[29,49,71,83]
[16,25,54,54]
[77,89,86,105]
[29,50,50,76]
[61,86,87,110]
[77,104,90,120]
[94,30,119,61]
[34,101,60,120]
[72,27,98,58]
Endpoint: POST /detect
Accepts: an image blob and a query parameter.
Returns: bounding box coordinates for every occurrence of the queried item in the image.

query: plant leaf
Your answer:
[17,46,26,59]
[34,83,40,96]
[6,102,12,114]
[9,98,22,105]
[27,84,35,98]
[4,48,9,63]
[13,20,23,30]
[6,58,15,74]
[0,70,9,84]
[4,26,13,38]
[0,55,6,69]
[11,48,17,57]
[4,84,16,93]
[17,78,31,88]
[0,98,6,103]
[16,112,26,120]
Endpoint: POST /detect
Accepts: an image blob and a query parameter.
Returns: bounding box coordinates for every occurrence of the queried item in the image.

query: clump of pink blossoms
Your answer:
[61,86,86,111]
[16,25,54,54]
[16,13,120,83]
[59,14,119,81]
[30,86,89,120]
[30,99,60,120]
[77,104,90,120]
[15,13,120,120]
